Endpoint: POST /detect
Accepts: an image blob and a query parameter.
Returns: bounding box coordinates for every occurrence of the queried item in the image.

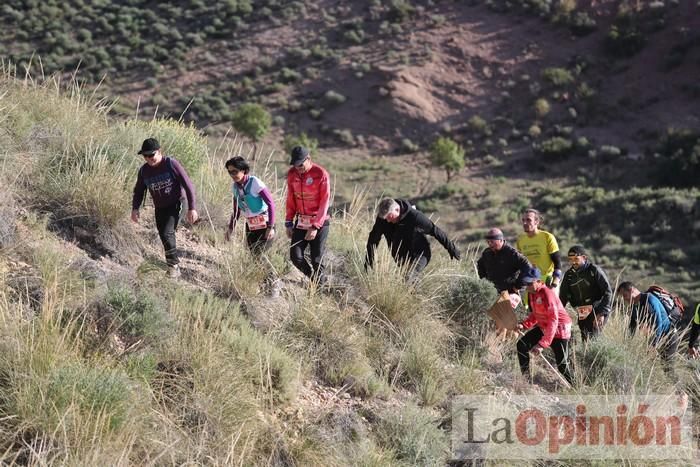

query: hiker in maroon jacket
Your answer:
[131,138,199,278]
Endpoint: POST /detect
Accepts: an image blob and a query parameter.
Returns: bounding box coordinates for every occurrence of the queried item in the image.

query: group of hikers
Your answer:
[131,138,699,387]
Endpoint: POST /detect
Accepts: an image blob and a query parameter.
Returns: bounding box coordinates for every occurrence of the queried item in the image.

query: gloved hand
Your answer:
[448,243,461,260]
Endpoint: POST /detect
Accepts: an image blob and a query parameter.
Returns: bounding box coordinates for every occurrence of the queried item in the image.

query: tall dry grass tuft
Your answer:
[282,292,386,398]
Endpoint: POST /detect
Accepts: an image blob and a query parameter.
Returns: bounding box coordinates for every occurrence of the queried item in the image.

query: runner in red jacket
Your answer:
[516,267,574,385]
[285,146,331,282]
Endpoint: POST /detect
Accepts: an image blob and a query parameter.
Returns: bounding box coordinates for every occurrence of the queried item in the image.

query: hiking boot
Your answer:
[167,265,181,279]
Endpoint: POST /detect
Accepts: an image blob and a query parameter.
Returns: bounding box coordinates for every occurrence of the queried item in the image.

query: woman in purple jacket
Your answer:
[131,138,199,278]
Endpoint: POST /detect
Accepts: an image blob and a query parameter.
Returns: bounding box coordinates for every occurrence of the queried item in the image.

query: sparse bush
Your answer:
[324,90,347,105]
[534,98,551,118]
[444,276,497,345]
[654,127,700,187]
[375,403,449,466]
[605,13,647,57]
[533,136,574,159]
[569,11,597,36]
[430,136,465,182]
[104,285,168,342]
[541,67,575,86]
[283,132,320,154]
[232,103,271,142]
[401,138,419,153]
[468,115,489,135]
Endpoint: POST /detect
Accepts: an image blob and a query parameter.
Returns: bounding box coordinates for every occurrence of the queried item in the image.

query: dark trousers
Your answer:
[290,222,329,279]
[245,225,271,254]
[578,312,606,342]
[517,327,573,384]
[403,255,429,284]
[155,202,181,266]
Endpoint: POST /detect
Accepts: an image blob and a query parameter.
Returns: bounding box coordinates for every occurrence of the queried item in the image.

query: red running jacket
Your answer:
[285,163,331,229]
[521,285,572,348]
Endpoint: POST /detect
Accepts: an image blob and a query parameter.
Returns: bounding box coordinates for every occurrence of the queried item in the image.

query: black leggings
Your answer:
[155,202,181,266]
[290,221,330,279]
[517,327,573,384]
[245,225,271,254]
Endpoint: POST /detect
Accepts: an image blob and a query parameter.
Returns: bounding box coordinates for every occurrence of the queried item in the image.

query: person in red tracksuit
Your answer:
[516,266,574,385]
[285,146,331,282]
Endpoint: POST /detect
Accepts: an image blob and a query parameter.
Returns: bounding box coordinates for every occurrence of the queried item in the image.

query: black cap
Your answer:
[138,138,160,156]
[290,146,310,166]
[568,245,588,257]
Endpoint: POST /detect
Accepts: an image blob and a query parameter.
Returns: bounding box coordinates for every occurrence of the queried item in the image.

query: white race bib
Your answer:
[246,214,268,231]
[577,305,593,320]
[297,214,314,230]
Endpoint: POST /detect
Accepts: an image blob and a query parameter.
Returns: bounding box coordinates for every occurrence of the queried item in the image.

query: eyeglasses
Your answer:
[227,169,240,176]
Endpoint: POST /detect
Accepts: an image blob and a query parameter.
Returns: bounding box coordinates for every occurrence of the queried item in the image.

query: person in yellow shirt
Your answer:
[516,208,563,292]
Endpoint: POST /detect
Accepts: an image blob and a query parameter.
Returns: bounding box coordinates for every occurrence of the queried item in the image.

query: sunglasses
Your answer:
[142,153,156,159]
[227,169,240,176]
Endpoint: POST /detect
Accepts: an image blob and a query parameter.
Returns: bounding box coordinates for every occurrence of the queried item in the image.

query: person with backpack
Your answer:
[617,281,679,360]
[516,266,574,386]
[477,228,532,294]
[364,198,461,281]
[224,156,275,253]
[131,138,199,278]
[285,146,331,283]
[559,245,613,342]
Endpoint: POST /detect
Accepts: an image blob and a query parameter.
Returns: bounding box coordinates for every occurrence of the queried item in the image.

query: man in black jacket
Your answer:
[365,198,460,279]
[559,245,613,342]
[477,228,532,293]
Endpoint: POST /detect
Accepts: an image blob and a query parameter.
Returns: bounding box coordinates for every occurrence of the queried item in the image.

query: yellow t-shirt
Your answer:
[516,230,559,278]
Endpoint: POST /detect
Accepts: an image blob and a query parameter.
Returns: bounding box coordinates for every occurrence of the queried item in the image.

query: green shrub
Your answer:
[445,276,497,322]
[232,103,271,142]
[605,14,647,57]
[467,115,489,135]
[654,127,700,187]
[104,285,168,342]
[430,136,465,182]
[283,132,319,154]
[541,67,575,86]
[388,0,416,22]
[323,90,347,105]
[569,11,597,36]
[534,98,550,118]
[375,403,449,466]
[533,136,574,159]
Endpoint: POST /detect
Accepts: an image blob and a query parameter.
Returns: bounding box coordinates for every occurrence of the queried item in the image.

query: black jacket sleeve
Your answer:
[592,265,613,316]
[477,253,487,279]
[550,251,562,277]
[415,210,460,260]
[559,270,571,308]
[511,249,532,290]
[365,218,384,268]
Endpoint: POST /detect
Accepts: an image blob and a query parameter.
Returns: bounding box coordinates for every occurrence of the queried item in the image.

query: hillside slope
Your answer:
[0,70,699,466]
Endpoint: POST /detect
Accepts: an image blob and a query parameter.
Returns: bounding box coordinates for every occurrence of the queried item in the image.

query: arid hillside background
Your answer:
[0,1,699,465]
[3,0,698,297]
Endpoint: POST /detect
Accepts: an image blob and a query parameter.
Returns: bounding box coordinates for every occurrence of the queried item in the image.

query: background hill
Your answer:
[0,1,699,465]
[2,0,698,299]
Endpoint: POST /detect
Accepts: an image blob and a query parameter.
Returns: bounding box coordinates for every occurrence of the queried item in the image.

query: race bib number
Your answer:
[246,214,268,231]
[577,305,593,320]
[297,214,314,230]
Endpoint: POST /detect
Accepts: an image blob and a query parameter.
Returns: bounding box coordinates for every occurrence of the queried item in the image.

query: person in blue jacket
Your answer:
[617,281,678,360]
